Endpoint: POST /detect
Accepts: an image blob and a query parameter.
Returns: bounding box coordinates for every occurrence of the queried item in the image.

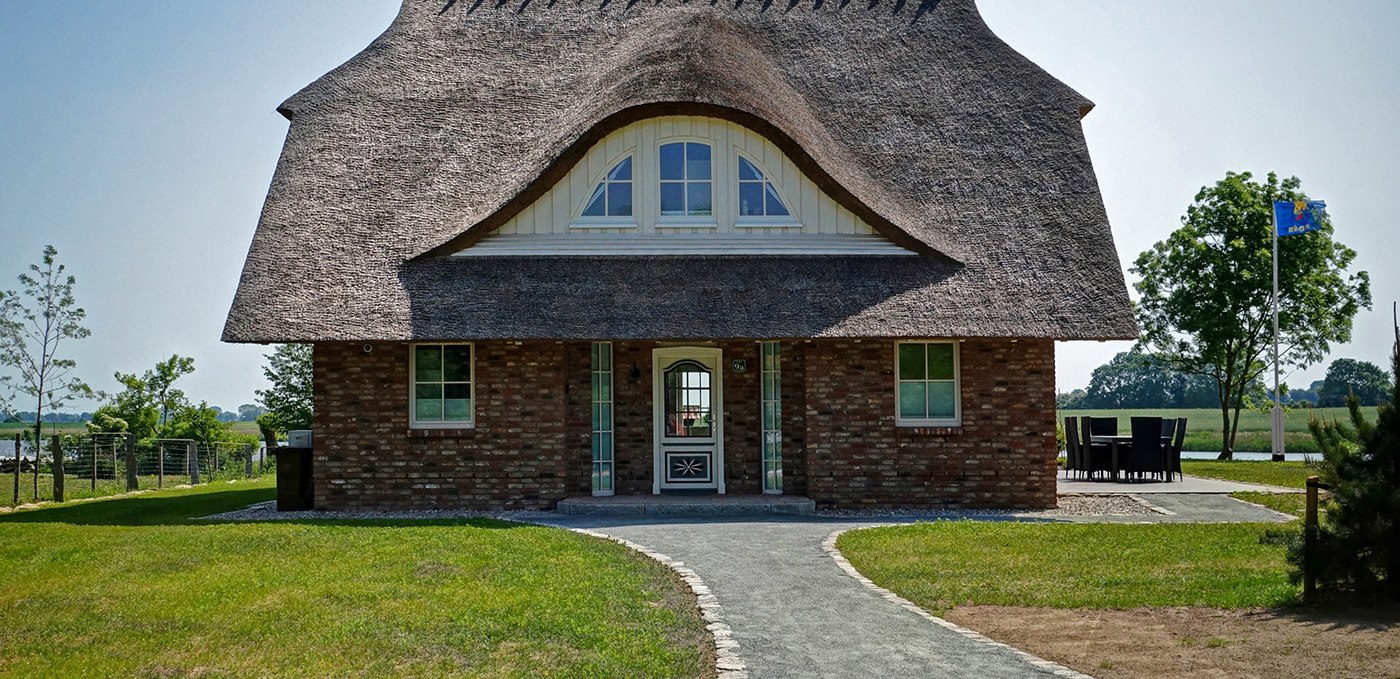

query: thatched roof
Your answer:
[223,0,1137,343]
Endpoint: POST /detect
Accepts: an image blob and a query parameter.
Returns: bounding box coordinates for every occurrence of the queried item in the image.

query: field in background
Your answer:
[1060,407,1375,454]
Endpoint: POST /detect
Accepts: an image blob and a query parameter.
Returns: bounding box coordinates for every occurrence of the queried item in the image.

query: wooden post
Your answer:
[91,442,98,492]
[1305,475,1321,603]
[244,444,254,479]
[187,441,200,485]
[11,434,19,505]
[124,434,137,491]
[157,443,164,489]
[51,436,64,503]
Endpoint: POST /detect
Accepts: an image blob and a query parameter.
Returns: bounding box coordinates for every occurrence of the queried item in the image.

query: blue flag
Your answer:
[1274,199,1326,237]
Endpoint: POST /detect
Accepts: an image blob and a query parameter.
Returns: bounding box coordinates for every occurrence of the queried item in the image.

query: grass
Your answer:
[1180,460,1317,489]
[837,521,1297,611]
[1231,491,1307,518]
[0,480,710,678]
[1060,407,1377,454]
[2,472,269,507]
[0,421,264,437]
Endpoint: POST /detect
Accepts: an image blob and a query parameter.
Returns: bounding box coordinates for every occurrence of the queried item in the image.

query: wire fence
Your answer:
[3,433,272,507]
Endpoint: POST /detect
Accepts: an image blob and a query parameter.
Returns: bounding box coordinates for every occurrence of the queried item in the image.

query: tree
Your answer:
[1133,172,1371,458]
[237,403,265,422]
[0,246,94,454]
[1300,306,1400,600]
[166,401,235,448]
[104,372,161,441]
[109,354,195,438]
[256,344,312,434]
[1317,358,1391,407]
[1081,351,1185,408]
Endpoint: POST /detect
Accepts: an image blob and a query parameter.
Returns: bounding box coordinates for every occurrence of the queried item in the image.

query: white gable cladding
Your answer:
[455,116,913,256]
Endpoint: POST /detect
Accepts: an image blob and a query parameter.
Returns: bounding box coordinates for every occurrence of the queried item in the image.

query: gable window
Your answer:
[411,344,473,427]
[580,156,633,219]
[737,157,792,218]
[896,341,960,426]
[659,141,712,218]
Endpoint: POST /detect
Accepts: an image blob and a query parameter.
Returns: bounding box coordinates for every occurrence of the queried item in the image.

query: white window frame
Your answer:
[894,340,961,427]
[409,343,476,429]
[570,151,639,230]
[734,152,801,229]
[759,341,783,494]
[656,137,719,229]
[591,342,615,496]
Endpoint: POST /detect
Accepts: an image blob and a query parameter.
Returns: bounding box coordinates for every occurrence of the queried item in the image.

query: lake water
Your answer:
[1182,451,1315,462]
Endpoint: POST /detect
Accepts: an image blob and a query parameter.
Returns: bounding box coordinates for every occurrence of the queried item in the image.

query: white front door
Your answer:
[653,347,725,493]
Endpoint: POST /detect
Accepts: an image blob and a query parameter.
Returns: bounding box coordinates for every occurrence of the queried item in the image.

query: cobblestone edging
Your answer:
[568,528,749,679]
[821,527,1093,679]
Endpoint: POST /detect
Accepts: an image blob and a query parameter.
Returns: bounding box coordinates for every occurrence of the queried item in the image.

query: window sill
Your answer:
[655,217,719,229]
[569,218,638,230]
[896,421,962,435]
[736,217,803,229]
[408,424,476,438]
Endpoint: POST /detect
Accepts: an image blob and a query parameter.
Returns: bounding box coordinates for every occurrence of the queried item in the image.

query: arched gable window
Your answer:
[659,141,712,217]
[737,156,791,218]
[580,156,633,218]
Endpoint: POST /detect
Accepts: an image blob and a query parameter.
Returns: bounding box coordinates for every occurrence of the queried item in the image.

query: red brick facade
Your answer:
[311,339,1056,510]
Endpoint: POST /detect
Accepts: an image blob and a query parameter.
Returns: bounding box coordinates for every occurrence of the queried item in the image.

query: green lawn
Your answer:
[1231,491,1307,518]
[0,480,710,678]
[1180,460,1317,489]
[1060,407,1375,454]
[837,521,1296,611]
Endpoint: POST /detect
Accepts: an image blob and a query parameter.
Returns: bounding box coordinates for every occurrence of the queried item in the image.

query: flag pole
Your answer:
[1270,197,1285,462]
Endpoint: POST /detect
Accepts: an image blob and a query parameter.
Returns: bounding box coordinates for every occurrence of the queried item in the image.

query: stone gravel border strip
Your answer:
[1223,493,1303,522]
[565,528,749,679]
[822,527,1094,679]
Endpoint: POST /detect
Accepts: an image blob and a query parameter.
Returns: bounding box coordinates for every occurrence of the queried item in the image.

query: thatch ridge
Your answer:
[223,0,1137,343]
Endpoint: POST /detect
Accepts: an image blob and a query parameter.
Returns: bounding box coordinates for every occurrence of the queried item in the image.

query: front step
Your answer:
[556,494,816,516]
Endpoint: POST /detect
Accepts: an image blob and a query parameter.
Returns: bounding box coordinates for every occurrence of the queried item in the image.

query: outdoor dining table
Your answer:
[1089,435,1173,482]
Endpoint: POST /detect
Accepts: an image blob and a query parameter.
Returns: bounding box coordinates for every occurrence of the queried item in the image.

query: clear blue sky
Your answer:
[1,0,1396,413]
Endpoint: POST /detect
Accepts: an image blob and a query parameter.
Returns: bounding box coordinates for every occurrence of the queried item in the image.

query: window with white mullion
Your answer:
[896,341,960,426]
[411,344,474,427]
[577,156,635,226]
[737,156,792,220]
[590,342,615,495]
[659,141,713,219]
[760,341,782,493]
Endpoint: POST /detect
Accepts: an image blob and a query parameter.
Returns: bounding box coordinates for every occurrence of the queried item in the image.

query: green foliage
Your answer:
[1298,314,1400,600]
[1079,351,1260,409]
[105,354,196,440]
[1317,358,1392,406]
[838,522,1296,610]
[256,344,312,434]
[1132,171,1371,458]
[0,245,94,451]
[84,407,128,435]
[164,401,250,447]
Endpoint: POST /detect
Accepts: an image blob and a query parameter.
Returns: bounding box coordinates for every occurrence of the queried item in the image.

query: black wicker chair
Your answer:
[1168,417,1187,481]
[1064,417,1082,479]
[1127,416,1166,481]
[1081,417,1113,480]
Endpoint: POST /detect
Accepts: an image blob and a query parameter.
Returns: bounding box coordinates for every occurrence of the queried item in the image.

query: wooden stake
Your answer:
[1305,475,1321,602]
[11,434,19,505]
[52,436,64,503]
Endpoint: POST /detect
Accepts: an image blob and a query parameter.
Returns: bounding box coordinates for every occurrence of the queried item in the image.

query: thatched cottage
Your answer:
[224,0,1135,510]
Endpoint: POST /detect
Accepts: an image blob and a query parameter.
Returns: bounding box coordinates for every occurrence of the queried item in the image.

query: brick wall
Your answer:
[311,338,1056,510]
[312,341,574,509]
[802,339,1058,509]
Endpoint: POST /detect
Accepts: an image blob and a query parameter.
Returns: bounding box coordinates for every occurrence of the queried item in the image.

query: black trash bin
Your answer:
[272,447,314,511]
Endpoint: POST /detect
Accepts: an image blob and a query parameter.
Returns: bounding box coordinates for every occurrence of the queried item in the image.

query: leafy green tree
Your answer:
[85,407,129,435]
[104,372,161,441]
[1301,310,1400,600]
[256,344,312,434]
[1082,351,1184,408]
[0,246,94,454]
[237,403,265,422]
[166,401,236,448]
[1133,172,1370,459]
[1317,358,1391,407]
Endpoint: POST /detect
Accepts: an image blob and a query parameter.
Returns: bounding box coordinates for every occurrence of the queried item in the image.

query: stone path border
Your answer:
[568,527,749,679]
[821,526,1092,679]
[1223,494,1302,522]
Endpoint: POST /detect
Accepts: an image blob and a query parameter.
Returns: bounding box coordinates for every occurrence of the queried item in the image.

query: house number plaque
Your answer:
[731,359,747,373]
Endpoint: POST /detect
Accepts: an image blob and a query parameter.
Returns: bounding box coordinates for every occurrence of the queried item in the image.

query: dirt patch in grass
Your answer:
[946,604,1400,679]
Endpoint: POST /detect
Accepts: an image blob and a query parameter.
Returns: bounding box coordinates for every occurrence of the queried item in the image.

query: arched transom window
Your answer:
[580,156,633,219]
[659,142,712,217]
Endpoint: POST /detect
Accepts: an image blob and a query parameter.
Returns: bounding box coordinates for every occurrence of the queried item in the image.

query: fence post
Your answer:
[124,434,137,491]
[11,434,19,505]
[1304,475,1321,603]
[244,444,254,479]
[91,442,98,492]
[51,436,64,503]
[158,443,164,489]
[187,441,200,485]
